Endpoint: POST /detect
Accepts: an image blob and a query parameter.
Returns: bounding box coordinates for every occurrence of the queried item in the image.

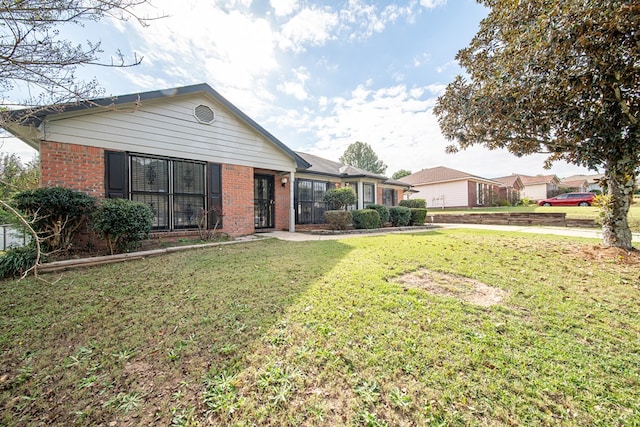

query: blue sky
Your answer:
[3,0,595,178]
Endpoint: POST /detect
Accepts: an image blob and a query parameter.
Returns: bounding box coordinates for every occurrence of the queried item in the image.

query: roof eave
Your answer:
[3,123,40,150]
[6,83,311,168]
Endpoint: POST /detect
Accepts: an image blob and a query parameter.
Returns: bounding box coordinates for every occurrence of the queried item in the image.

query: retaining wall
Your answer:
[428,212,598,228]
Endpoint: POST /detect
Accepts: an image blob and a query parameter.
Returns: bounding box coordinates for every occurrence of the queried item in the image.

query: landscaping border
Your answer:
[427,212,598,228]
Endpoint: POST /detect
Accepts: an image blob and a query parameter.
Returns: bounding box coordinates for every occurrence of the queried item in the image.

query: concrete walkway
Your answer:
[264,224,640,242]
[38,224,636,273]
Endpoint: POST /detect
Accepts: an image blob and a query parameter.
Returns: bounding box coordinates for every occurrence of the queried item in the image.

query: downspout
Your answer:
[289,171,295,232]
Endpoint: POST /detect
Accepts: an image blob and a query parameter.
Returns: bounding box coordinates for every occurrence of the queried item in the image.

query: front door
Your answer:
[254,175,275,229]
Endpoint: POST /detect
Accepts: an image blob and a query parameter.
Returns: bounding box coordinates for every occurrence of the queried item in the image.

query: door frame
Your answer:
[254,174,275,229]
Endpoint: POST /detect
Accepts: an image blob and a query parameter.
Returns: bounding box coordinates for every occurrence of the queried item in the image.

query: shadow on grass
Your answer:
[0,238,353,426]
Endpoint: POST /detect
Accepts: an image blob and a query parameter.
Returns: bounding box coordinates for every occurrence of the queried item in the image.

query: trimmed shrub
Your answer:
[323,187,357,210]
[399,199,427,209]
[12,187,96,252]
[366,204,390,227]
[0,244,40,279]
[324,210,352,230]
[410,208,428,225]
[91,198,154,254]
[389,206,411,227]
[352,209,380,229]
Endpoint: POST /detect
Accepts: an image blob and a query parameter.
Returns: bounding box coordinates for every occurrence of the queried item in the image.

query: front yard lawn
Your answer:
[1,230,639,426]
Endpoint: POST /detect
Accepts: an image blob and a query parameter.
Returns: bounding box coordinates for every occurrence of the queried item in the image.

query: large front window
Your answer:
[363,183,375,206]
[296,179,329,224]
[130,155,206,230]
[382,188,396,206]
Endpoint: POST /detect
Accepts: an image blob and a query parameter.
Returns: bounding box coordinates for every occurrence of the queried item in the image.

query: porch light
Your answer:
[281,177,288,187]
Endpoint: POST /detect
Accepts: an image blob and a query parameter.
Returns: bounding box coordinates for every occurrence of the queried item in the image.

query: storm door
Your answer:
[254,175,275,229]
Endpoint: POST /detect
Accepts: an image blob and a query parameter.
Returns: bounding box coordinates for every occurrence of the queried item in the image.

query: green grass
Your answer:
[1,230,639,426]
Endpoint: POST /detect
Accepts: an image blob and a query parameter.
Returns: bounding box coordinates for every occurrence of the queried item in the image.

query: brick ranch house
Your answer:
[5,84,410,237]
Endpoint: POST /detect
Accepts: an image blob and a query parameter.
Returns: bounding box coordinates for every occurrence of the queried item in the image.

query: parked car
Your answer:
[537,192,595,207]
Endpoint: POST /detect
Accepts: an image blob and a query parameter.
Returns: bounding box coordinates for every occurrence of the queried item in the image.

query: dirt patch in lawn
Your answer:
[393,269,508,307]
[571,245,640,265]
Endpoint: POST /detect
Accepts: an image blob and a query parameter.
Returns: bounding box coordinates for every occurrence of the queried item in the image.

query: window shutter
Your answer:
[105,151,128,198]
[208,163,222,229]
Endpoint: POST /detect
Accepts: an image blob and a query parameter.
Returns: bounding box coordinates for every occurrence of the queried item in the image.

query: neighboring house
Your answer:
[401,166,503,208]
[562,174,604,193]
[558,177,589,192]
[492,175,524,205]
[4,84,410,236]
[517,174,560,201]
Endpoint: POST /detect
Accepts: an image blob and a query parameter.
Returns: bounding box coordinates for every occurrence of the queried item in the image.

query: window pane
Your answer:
[298,180,312,202]
[298,202,312,224]
[174,161,205,194]
[131,156,168,193]
[382,188,395,206]
[174,195,204,229]
[363,183,375,204]
[132,193,169,229]
[313,181,328,202]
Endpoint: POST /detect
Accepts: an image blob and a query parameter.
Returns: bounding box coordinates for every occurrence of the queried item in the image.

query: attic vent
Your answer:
[194,104,215,124]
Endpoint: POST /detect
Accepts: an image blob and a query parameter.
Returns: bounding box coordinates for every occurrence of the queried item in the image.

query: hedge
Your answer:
[389,206,412,227]
[91,198,154,254]
[366,204,390,227]
[352,209,380,229]
[410,208,428,225]
[324,210,352,230]
[399,199,427,209]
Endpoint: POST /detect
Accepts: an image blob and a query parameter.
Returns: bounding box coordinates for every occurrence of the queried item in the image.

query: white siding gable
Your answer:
[412,181,469,208]
[521,184,548,200]
[40,93,297,171]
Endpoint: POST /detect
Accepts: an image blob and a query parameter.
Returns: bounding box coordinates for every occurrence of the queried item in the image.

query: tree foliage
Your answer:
[0,153,39,198]
[13,186,96,253]
[0,0,160,125]
[391,169,412,180]
[434,0,639,249]
[323,187,357,210]
[339,141,388,175]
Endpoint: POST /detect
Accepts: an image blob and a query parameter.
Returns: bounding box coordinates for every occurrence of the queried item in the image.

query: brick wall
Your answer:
[274,176,291,231]
[40,141,105,197]
[221,164,255,236]
[253,169,292,231]
[38,141,292,237]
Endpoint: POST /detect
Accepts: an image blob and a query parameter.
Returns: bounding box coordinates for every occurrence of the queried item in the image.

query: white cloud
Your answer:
[340,0,417,40]
[277,67,310,100]
[270,0,298,17]
[277,7,339,52]
[420,0,448,9]
[116,1,279,95]
[413,53,431,67]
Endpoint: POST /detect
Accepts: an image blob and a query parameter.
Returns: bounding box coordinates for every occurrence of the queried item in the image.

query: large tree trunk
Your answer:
[601,167,635,250]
